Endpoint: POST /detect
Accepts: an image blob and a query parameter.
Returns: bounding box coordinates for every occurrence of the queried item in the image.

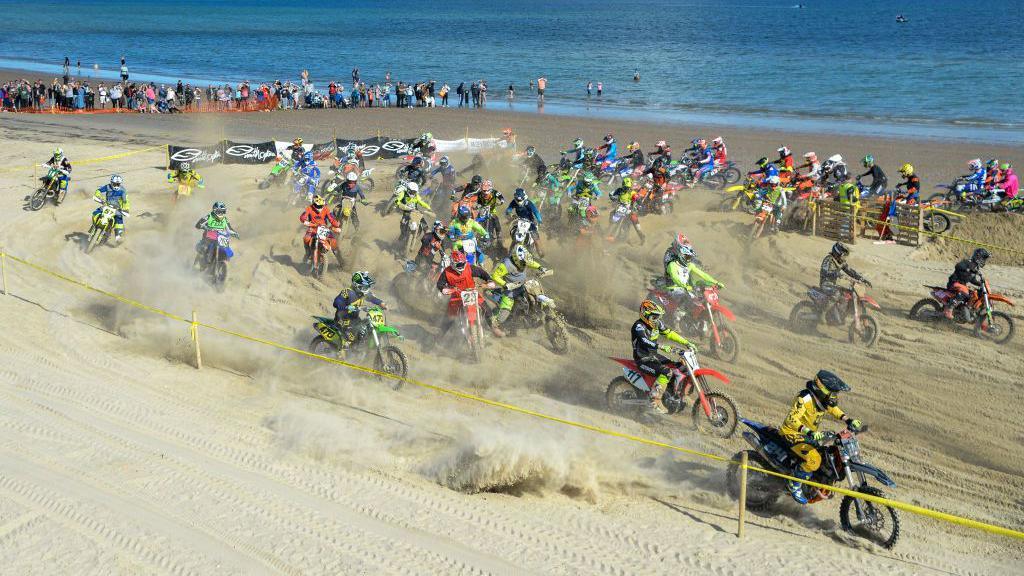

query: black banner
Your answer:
[309,141,337,161]
[168,144,223,169]
[223,140,278,165]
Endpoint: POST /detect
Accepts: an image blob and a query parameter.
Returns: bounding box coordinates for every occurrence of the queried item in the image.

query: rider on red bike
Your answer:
[819,243,870,323]
[632,300,696,414]
[663,235,722,320]
[300,194,342,263]
[433,250,497,342]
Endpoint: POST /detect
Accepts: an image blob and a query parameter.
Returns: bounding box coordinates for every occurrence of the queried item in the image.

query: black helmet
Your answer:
[471,174,483,187]
[756,157,768,168]
[525,145,536,157]
[212,201,227,216]
[971,248,990,268]
[830,242,850,262]
[513,188,527,203]
[807,370,850,408]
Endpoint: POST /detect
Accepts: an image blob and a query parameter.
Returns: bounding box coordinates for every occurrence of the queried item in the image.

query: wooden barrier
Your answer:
[813,201,857,244]
[859,202,923,246]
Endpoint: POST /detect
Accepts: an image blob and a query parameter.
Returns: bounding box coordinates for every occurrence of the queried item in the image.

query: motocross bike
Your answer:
[308,225,339,280]
[727,421,900,549]
[333,196,367,238]
[290,174,317,207]
[29,166,69,210]
[173,173,204,203]
[509,218,540,252]
[606,201,640,244]
[393,154,434,181]
[310,306,407,389]
[487,270,569,354]
[789,280,880,347]
[646,282,740,363]
[606,347,738,437]
[749,196,777,239]
[720,180,759,214]
[908,277,1014,344]
[258,155,292,190]
[193,229,236,289]
[443,286,490,363]
[84,202,126,253]
[926,177,1003,212]
[397,208,433,256]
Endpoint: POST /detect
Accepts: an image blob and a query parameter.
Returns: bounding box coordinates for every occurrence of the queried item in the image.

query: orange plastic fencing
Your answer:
[1,96,278,115]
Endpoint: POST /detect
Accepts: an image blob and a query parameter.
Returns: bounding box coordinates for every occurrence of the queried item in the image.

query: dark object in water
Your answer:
[896,14,908,23]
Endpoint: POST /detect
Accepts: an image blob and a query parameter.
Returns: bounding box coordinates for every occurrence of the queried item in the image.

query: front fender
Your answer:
[713,304,736,321]
[694,367,730,385]
[860,296,881,310]
[848,461,896,488]
[987,294,1015,307]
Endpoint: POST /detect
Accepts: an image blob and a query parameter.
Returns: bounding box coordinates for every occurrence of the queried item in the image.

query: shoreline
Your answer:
[3,63,1022,146]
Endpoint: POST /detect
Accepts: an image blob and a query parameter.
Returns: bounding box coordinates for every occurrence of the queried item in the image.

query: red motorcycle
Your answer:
[789,280,880,347]
[442,282,494,363]
[646,283,740,362]
[605,347,739,438]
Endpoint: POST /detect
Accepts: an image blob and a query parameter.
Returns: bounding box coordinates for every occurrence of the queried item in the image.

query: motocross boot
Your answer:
[649,383,669,414]
[787,470,812,504]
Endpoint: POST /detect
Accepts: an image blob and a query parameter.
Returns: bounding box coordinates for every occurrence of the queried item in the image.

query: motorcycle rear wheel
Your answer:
[923,212,951,235]
[974,310,1014,345]
[605,376,645,420]
[726,450,780,511]
[309,335,337,357]
[691,388,739,438]
[839,485,900,550]
[848,315,879,347]
[788,301,819,334]
[908,299,942,322]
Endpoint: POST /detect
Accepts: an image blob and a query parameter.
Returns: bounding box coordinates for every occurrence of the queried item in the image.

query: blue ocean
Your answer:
[2,0,1022,141]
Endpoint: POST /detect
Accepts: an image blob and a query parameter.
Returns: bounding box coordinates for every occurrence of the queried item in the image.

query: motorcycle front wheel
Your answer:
[374,344,408,390]
[605,376,645,420]
[691,388,739,438]
[839,485,901,550]
[544,314,570,355]
[974,311,1014,344]
[848,315,879,347]
[212,260,228,290]
[788,301,819,334]
[726,450,781,511]
[923,211,951,235]
[29,188,47,211]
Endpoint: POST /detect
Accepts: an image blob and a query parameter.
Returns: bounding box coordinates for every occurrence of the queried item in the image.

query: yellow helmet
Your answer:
[899,163,914,176]
[639,299,665,327]
[622,176,634,188]
[312,194,325,208]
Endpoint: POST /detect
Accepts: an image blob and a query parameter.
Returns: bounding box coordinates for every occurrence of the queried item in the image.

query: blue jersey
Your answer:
[505,200,542,223]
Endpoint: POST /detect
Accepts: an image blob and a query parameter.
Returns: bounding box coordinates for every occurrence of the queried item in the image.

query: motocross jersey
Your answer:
[477,192,505,215]
[338,181,365,200]
[947,258,983,289]
[666,259,718,291]
[437,265,492,293]
[332,289,383,322]
[505,199,542,223]
[196,213,232,232]
[94,185,129,211]
[630,318,688,362]
[394,189,430,212]
[896,174,920,201]
[491,257,540,289]
[399,165,427,186]
[300,205,339,228]
[614,186,639,205]
[780,390,846,444]
[168,170,203,186]
[47,156,73,173]
[430,164,457,188]
[750,163,780,179]
[597,141,617,160]
[837,183,860,207]
[448,218,488,240]
[819,255,865,290]
[964,169,986,190]
[619,149,644,168]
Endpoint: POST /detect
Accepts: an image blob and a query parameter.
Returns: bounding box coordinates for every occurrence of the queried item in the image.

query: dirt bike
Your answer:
[333,196,367,238]
[443,286,491,363]
[789,280,880,346]
[308,225,339,280]
[606,202,639,243]
[487,270,569,354]
[29,165,69,210]
[908,277,1014,344]
[258,156,292,190]
[290,174,316,207]
[727,420,900,549]
[397,208,433,256]
[646,282,740,363]
[720,180,759,213]
[509,218,539,251]
[606,347,738,437]
[927,177,1003,213]
[309,307,407,389]
[173,174,204,203]
[193,229,236,289]
[749,197,777,239]
[84,203,126,253]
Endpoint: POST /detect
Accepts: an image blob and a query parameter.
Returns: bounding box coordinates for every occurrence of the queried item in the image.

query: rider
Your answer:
[984,159,1001,190]
[893,163,920,203]
[820,154,848,188]
[167,161,205,190]
[489,244,550,337]
[286,138,306,169]
[711,137,728,166]
[433,250,496,344]
[797,152,821,183]
[775,146,794,171]
[414,220,448,270]
[748,156,780,182]
[394,181,434,238]
[596,133,618,163]
[689,139,715,186]
[454,174,484,202]
[818,242,869,324]
[410,132,436,156]
[835,172,861,209]
[631,299,697,414]
[945,248,989,319]
[334,171,368,227]
[563,137,586,165]
[610,177,646,244]
[663,240,723,320]
[398,156,428,187]
[332,271,386,350]
[997,162,1018,200]
[518,146,546,182]
[759,175,787,231]
[780,370,864,504]
[299,194,342,263]
[449,204,490,261]
[505,188,544,256]
[297,154,321,196]
[194,201,237,262]
[857,155,887,197]
[430,156,458,197]
[44,147,73,203]
[92,174,130,241]
[648,140,672,167]
[619,141,645,170]
[957,158,987,198]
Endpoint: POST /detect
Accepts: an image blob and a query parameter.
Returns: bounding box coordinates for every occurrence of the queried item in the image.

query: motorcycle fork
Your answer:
[706,303,721,345]
[684,365,713,417]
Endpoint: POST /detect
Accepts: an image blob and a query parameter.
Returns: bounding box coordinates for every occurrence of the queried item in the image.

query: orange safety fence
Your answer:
[1,96,278,115]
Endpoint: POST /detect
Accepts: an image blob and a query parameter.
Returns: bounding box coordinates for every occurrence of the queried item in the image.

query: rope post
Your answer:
[1,250,7,296]
[191,310,203,369]
[811,202,818,236]
[465,126,469,148]
[737,451,748,538]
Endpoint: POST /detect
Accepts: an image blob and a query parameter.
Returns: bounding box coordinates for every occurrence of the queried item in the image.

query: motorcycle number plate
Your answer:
[317,226,330,240]
[460,290,478,305]
[217,235,230,247]
[623,368,649,391]
[615,205,629,215]
[317,325,336,340]
[705,290,718,303]
[462,238,477,253]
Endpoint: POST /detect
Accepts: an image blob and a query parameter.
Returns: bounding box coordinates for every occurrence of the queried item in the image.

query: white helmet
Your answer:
[777,146,790,156]
[346,171,358,182]
[712,137,724,146]
[968,158,982,171]
[406,181,420,193]
[828,154,843,164]
[767,175,781,185]
[109,174,124,188]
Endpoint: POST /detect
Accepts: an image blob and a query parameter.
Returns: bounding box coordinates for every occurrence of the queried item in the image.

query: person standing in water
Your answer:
[537,76,546,101]
[633,69,640,81]
[587,81,592,96]
[597,82,603,96]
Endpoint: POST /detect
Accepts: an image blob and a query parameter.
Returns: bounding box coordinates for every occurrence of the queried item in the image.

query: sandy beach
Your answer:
[1,94,1022,575]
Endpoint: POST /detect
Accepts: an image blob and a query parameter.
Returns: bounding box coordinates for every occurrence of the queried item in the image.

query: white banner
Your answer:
[433,137,504,153]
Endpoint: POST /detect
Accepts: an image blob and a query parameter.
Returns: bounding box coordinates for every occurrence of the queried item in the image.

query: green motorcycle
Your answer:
[309,306,408,389]
[258,155,293,190]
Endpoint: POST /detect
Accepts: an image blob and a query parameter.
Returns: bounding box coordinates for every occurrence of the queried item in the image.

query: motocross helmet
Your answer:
[639,299,665,328]
[828,154,844,164]
[471,174,483,187]
[656,140,667,148]
[513,188,527,203]
[756,157,769,168]
[986,158,998,169]
[405,181,420,194]
[622,176,634,188]
[830,242,850,262]
[481,179,493,192]
[510,244,529,268]
[777,146,790,157]
[808,370,850,408]
[691,138,701,147]
[457,205,471,220]
[411,156,423,167]
[628,141,639,151]
[346,171,358,182]
[971,248,990,268]
[421,132,430,141]
[451,249,468,272]
[503,128,513,137]
[900,163,914,176]
[525,146,536,157]
[1000,162,1011,171]
[109,174,124,189]
[604,133,614,143]
[180,161,192,172]
[862,155,874,167]
[311,195,325,209]
[351,271,375,294]
[292,138,303,148]
[572,138,583,149]
[211,201,227,217]
[53,147,64,159]
[432,220,446,239]
[804,152,818,162]
[697,139,707,148]
[712,137,724,146]
[439,156,450,167]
